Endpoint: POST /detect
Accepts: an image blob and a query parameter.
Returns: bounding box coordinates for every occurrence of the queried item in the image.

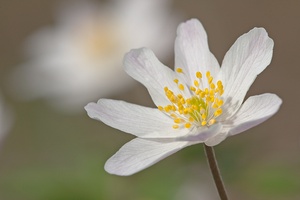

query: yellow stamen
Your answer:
[185,123,191,128]
[164,106,170,112]
[176,68,183,73]
[159,70,224,129]
[200,92,205,98]
[196,71,202,78]
[173,125,179,129]
[214,108,222,117]
[217,99,224,107]
[174,118,181,124]
[170,113,177,118]
[206,71,211,78]
[190,86,196,92]
[179,84,184,91]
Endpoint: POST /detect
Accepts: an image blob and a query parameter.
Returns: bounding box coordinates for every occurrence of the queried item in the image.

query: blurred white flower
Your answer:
[10,0,179,112]
[0,95,12,142]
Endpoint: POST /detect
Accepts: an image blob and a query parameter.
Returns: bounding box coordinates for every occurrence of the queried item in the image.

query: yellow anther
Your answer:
[167,105,172,112]
[171,105,176,111]
[164,87,169,92]
[200,92,205,98]
[194,80,199,87]
[164,106,170,112]
[166,89,173,95]
[174,118,182,124]
[196,89,201,95]
[158,106,163,111]
[184,108,189,114]
[196,71,202,78]
[173,125,179,129]
[201,121,207,126]
[185,123,192,128]
[217,82,223,90]
[212,103,218,109]
[206,96,212,102]
[219,89,224,96]
[190,86,196,92]
[214,108,222,117]
[177,102,184,110]
[179,84,184,91]
[177,94,183,99]
[176,68,183,73]
[166,93,171,99]
[217,99,224,106]
[201,113,207,120]
[180,98,185,104]
[206,71,211,78]
[170,113,177,118]
[169,95,176,102]
[205,88,209,94]
[208,77,213,84]
[210,83,215,89]
[215,99,223,107]
[192,105,198,110]
[173,79,179,84]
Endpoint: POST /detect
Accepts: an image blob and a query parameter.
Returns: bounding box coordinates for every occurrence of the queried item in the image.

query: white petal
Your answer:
[181,123,222,142]
[104,138,192,176]
[204,129,229,146]
[174,19,220,87]
[220,28,274,118]
[85,99,189,138]
[227,93,282,136]
[124,48,188,107]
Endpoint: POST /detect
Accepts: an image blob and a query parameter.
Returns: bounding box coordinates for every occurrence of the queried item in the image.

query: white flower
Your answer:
[10,0,179,112]
[85,19,282,176]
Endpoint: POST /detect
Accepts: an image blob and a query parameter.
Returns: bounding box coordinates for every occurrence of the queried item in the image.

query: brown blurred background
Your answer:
[0,0,299,200]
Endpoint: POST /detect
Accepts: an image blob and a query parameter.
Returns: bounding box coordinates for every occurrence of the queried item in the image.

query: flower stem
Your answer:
[203,144,228,200]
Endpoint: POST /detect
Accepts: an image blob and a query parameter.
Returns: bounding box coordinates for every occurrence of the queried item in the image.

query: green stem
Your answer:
[204,144,228,200]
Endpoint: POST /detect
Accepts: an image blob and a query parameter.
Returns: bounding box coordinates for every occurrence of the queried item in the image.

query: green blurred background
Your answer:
[0,0,299,199]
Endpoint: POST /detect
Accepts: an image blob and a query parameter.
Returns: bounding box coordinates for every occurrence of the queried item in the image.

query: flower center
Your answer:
[158,68,224,129]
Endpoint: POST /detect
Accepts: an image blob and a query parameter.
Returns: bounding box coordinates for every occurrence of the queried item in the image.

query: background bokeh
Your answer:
[0,0,299,199]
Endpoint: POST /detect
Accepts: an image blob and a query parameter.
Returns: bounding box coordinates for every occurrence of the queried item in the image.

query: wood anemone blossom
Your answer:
[85,19,282,176]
